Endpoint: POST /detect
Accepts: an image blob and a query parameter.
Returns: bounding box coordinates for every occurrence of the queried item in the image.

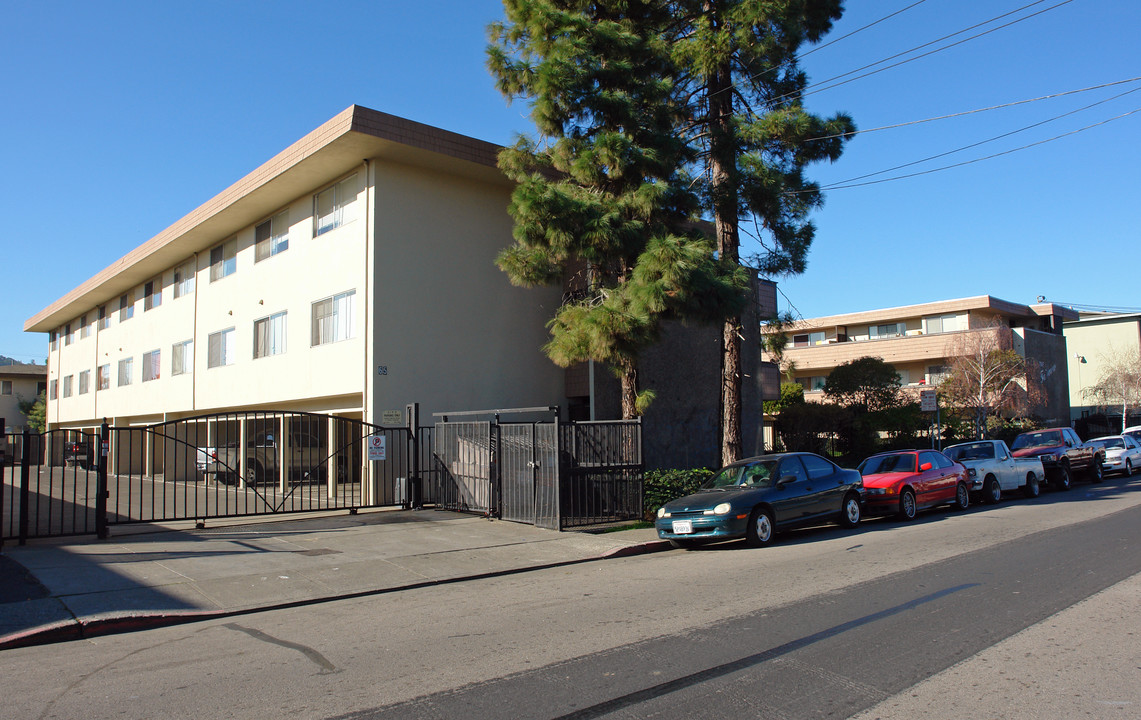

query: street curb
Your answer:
[0,540,676,651]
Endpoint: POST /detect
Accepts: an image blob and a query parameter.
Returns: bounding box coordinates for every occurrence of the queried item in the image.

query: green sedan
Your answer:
[655,453,863,547]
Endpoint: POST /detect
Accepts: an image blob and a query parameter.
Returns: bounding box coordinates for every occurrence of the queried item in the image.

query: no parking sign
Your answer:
[368,434,387,461]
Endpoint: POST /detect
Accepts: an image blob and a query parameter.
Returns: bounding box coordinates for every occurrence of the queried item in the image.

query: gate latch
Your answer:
[528,461,540,468]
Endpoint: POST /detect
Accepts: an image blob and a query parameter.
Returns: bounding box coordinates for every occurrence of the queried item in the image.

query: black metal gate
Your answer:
[433,409,643,530]
[2,410,439,544]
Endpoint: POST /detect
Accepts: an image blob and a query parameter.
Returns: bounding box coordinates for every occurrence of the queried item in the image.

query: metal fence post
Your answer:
[96,420,109,539]
[407,403,421,509]
[18,429,31,545]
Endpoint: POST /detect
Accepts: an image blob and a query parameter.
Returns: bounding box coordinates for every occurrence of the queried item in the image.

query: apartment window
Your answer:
[79,370,90,395]
[312,290,355,346]
[797,376,826,392]
[869,323,902,339]
[118,357,133,386]
[80,315,90,338]
[924,314,959,335]
[210,239,237,282]
[142,349,161,382]
[793,331,826,347]
[255,211,290,262]
[174,261,195,298]
[314,174,357,236]
[63,375,73,398]
[98,305,109,330]
[50,331,58,350]
[926,365,951,385]
[254,312,287,358]
[172,340,193,376]
[207,328,236,368]
[898,369,911,385]
[144,279,162,311]
[49,379,58,400]
[64,323,72,346]
[1,380,11,395]
[97,364,110,391]
[119,292,135,321]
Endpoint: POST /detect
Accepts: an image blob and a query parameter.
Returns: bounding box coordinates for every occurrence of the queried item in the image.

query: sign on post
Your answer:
[367,433,387,462]
[920,389,937,412]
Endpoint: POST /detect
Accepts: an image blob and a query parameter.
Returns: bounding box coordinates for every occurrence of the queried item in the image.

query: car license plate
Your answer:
[672,519,693,534]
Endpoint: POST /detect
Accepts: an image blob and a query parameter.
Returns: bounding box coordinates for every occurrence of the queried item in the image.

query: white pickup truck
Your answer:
[943,439,1044,503]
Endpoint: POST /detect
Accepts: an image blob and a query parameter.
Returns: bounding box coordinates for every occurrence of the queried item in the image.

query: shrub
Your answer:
[643,467,714,520]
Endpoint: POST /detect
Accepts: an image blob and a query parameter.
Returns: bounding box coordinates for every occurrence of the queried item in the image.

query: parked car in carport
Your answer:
[655,452,863,548]
[1085,434,1141,477]
[858,449,970,520]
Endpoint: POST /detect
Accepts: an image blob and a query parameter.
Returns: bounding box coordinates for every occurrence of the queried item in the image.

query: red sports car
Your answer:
[858,449,971,520]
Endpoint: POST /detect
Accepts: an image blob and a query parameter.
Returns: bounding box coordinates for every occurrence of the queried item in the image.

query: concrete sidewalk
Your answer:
[0,509,668,650]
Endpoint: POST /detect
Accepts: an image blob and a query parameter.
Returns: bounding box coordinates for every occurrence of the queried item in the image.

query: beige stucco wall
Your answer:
[42,154,566,432]
[45,170,372,429]
[369,160,564,423]
[1,370,45,432]
[1064,319,1141,421]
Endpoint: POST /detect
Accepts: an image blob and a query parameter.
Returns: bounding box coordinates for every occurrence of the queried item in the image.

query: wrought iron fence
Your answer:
[2,412,435,544]
[3,409,641,543]
[433,413,643,530]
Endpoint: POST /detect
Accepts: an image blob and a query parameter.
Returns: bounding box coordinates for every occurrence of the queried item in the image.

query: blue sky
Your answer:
[2,0,1138,363]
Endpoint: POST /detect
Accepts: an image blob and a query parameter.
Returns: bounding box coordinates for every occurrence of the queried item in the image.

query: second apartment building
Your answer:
[764,295,1076,424]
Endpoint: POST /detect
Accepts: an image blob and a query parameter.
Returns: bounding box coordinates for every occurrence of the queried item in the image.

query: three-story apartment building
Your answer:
[27,105,771,471]
[27,106,566,445]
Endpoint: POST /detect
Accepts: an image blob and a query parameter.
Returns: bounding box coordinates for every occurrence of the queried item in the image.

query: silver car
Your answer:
[1086,435,1141,477]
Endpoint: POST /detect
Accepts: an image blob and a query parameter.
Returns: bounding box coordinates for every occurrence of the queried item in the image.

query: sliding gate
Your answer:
[3,411,439,543]
[433,410,642,530]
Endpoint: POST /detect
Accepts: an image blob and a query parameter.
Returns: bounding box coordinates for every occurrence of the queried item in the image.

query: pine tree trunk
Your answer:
[620,358,638,420]
[707,30,742,466]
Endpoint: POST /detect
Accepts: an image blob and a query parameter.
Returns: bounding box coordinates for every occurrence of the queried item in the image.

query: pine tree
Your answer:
[488,0,745,418]
[668,0,856,463]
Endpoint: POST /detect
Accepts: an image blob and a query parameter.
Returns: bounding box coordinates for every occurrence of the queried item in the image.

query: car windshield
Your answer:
[702,460,778,489]
[1089,438,1124,450]
[1011,431,1062,450]
[946,443,993,462]
[859,453,916,475]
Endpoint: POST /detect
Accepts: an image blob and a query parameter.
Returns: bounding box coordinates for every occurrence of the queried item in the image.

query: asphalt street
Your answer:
[339,499,1141,719]
[3,475,1140,719]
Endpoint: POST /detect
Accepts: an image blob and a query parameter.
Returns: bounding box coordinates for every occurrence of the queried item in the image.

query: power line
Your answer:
[815,107,1141,191]
[804,77,1141,142]
[787,0,1074,106]
[798,0,931,61]
[1054,302,1141,314]
[819,86,1141,187]
[716,0,932,99]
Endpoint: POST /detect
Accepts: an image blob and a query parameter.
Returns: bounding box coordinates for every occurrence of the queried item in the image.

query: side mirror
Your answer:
[919,462,933,471]
[777,474,797,486]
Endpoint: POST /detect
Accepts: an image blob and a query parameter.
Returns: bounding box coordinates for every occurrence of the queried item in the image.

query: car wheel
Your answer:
[898,489,917,521]
[1127,459,1134,477]
[1023,473,1040,499]
[984,476,1001,504]
[1055,464,1072,491]
[953,482,970,511]
[1089,461,1104,483]
[745,507,776,547]
[839,493,862,529]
